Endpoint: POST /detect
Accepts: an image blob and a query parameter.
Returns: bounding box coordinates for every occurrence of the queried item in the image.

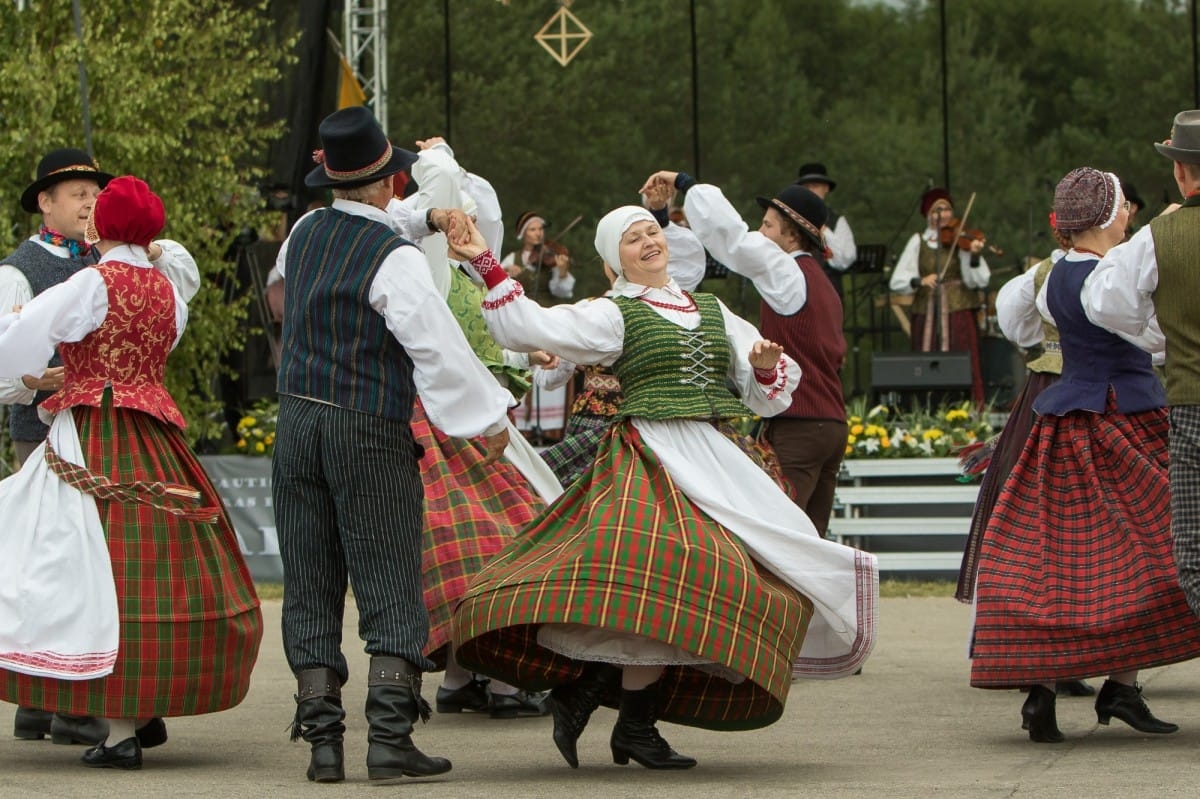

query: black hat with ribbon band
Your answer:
[21,148,113,213]
[795,162,837,192]
[756,184,828,251]
[305,106,418,190]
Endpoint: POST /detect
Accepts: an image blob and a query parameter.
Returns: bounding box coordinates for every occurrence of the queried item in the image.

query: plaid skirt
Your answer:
[0,403,262,717]
[956,371,1057,602]
[452,421,813,731]
[540,414,611,488]
[413,400,545,664]
[970,397,1200,687]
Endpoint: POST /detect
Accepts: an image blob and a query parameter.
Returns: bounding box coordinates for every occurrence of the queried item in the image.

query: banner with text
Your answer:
[199,455,282,582]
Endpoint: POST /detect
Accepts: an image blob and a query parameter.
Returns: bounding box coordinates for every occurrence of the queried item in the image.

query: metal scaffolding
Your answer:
[343,0,388,131]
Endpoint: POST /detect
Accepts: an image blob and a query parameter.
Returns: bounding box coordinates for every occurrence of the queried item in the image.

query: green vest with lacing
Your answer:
[611,292,751,421]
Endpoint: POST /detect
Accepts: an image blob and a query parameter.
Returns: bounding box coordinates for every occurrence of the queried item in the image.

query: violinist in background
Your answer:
[889,187,990,406]
[501,210,575,304]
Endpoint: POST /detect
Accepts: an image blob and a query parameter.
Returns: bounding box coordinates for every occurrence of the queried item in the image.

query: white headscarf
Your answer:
[594,205,656,291]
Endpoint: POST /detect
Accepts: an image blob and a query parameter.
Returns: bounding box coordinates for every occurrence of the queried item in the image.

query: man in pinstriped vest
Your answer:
[273,106,513,784]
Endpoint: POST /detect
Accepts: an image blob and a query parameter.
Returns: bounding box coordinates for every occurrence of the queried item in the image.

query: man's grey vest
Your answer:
[3,240,92,443]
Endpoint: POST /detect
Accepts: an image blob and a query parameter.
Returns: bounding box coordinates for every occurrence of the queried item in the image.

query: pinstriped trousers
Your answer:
[1171,405,1200,620]
[273,394,434,682]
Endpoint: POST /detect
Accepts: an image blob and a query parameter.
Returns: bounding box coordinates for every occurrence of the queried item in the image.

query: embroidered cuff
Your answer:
[759,357,789,400]
[470,249,507,289]
[481,281,524,311]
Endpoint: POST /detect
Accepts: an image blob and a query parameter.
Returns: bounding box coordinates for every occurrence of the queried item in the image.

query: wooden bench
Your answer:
[829,458,977,574]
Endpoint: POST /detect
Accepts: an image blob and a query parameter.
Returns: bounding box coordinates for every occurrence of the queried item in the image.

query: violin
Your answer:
[533,239,570,269]
[939,218,1004,256]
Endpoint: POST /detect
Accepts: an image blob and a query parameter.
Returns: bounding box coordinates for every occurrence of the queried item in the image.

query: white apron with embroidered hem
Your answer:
[0,411,117,680]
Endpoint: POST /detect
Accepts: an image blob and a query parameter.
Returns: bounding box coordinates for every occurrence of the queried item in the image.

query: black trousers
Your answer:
[273,395,431,682]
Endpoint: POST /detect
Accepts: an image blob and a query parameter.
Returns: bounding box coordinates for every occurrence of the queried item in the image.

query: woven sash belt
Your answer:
[45,442,220,524]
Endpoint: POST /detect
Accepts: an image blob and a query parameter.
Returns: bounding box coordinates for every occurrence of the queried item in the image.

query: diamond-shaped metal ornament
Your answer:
[534,6,592,67]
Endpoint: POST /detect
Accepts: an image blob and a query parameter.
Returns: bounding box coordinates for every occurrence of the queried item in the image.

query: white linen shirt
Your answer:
[275,199,512,438]
[889,230,990,293]
[0,238,197,405]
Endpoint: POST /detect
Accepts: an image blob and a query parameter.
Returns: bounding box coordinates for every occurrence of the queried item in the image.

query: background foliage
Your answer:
[1,0,1195,440]
[0,0,291,444]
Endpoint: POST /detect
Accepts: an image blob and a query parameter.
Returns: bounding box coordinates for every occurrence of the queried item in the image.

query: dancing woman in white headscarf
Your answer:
[449,206,877,771]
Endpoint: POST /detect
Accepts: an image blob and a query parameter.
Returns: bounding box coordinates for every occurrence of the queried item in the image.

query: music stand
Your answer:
[843,244,889,398]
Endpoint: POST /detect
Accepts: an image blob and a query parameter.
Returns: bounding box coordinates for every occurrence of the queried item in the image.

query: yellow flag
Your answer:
[337,55,366,108]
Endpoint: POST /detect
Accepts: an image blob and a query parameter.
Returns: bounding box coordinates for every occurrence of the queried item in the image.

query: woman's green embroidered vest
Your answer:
[611,293,750,421]
[446,267,532,401]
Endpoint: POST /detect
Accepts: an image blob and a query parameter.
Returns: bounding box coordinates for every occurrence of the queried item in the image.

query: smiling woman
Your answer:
[443,207,878,772]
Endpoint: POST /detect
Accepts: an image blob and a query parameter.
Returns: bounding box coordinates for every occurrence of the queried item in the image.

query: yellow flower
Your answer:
[845,444,853,455]
[850,424,864,436]
[922,429,945,441]
[945,409,969,422]
[881,437,891,448]
[849,415,862,424]
[265,433,275,445]
[255,442,265,453]
[847,434,857,444]
[238,415,256,429]
[236,438,246,449]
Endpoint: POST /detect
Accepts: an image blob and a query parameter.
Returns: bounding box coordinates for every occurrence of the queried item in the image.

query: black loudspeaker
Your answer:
[979,336,1026,410]
[871,352,973,390]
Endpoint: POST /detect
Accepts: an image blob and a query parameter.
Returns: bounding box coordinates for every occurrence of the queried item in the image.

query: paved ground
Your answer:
[3,597,1198,798]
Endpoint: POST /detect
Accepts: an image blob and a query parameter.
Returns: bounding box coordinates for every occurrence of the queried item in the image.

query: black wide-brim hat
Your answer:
[795,162,836,192]
[305,106,418,190]
[756,184,828,247]
[21,148,114,213]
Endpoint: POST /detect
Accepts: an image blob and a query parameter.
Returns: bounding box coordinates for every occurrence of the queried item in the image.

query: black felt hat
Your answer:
[795,162,836,192]
[305,106,418,190]
[757,184,828,247]
[20,148,113,213]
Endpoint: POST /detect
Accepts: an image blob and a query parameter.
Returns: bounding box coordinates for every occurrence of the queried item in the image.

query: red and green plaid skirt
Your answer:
[452,421,813,731]
[970,399,1200,687]
[0,402,262,717]
[412,400,545,664]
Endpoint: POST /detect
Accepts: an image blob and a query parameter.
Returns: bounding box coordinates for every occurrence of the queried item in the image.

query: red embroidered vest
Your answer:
[41,261,186,428]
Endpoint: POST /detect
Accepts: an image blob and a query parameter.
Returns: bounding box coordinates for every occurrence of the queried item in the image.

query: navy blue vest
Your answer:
[1033,255,1165,416]
[277,209,416,422]
[4,239,93,442]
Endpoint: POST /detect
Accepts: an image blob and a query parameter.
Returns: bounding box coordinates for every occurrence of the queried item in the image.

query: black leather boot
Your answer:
[1020,685,1065,743]
[50,714,108,745]
[364,656,452,780]
[13,707,52,740]
[550,662,619,768]
[610,683,697,770]
[1094,680,1178,734]
[290,668,346,783]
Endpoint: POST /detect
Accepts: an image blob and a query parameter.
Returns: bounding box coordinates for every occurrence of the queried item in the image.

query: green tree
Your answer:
[0,0,291,445]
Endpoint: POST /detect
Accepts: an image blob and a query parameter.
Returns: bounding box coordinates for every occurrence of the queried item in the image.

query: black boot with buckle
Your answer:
[1020,684,1065,743]
[364,656,452,780]
[550,662,619,768]
[290,667,346,783]
[1094,679,1178,734]
[609,683,697,770]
